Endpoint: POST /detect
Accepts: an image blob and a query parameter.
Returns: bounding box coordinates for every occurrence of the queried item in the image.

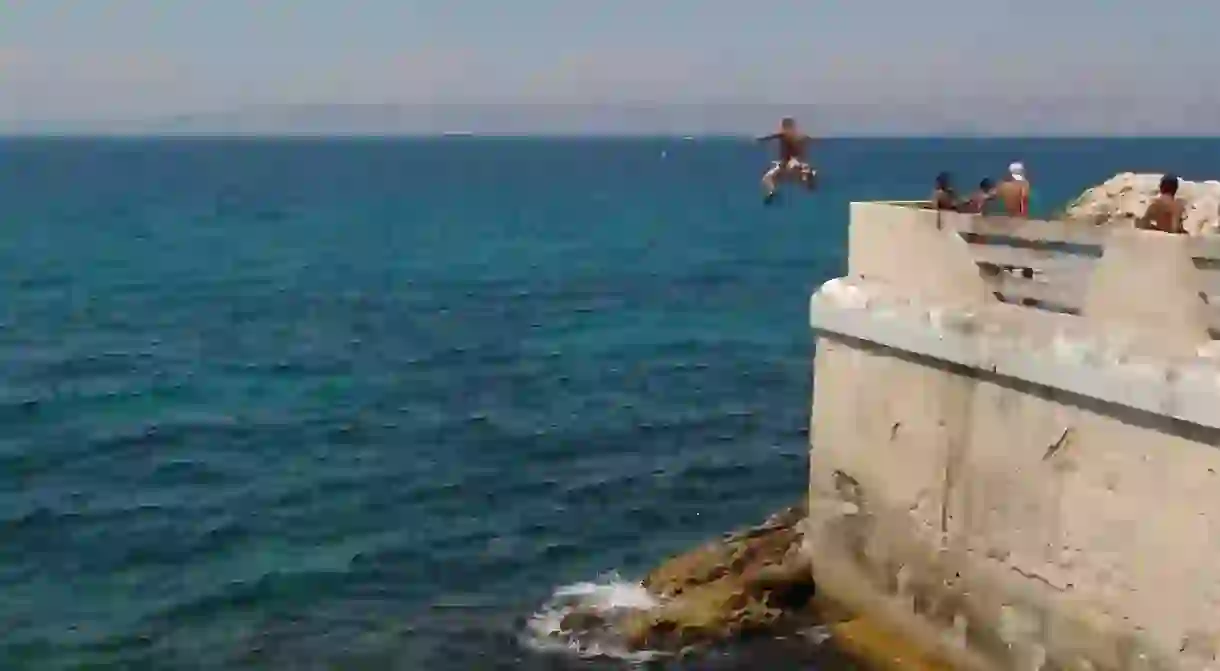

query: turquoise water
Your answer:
[3,137,1219,670]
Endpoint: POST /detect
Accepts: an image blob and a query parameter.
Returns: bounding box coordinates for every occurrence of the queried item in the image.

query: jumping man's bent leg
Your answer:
[801,164,817,191]
[762,163,782,204]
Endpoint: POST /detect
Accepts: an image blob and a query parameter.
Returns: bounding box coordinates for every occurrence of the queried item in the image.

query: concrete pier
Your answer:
[806,202,1220,671]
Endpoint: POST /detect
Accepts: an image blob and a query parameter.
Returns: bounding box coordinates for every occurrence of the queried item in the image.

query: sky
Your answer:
[2,1,1219,133]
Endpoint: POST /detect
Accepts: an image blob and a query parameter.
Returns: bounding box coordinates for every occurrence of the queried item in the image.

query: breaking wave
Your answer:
[521,572,665,663]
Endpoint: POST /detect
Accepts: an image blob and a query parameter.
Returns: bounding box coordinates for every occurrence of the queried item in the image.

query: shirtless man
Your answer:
[1137,174,1186,234]
[757,117,816,204]
[995,162,1030,217]
[961,178,997,214]
[932,172,960,211]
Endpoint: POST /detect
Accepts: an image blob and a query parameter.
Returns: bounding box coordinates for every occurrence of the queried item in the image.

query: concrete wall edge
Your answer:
[810,297,1220,432]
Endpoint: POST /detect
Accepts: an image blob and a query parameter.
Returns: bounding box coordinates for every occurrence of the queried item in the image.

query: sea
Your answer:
[3,136,1219,670]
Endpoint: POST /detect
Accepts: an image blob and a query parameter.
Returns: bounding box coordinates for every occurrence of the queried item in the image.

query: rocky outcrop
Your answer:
[534,504,954,669]
[617,505,825,651]
[1063,172,1220,234]
[542,505,830,656]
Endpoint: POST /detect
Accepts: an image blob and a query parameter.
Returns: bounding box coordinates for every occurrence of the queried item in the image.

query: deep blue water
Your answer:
[3,137,1220,670]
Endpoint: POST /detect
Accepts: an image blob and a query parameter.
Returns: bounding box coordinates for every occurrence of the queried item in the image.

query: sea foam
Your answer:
[521,572,663,663]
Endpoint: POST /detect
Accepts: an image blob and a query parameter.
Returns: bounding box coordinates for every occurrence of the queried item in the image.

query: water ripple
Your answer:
[0,137,852,670]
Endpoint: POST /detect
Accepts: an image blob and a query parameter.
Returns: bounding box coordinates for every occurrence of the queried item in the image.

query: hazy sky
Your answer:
[2,1,1219,131]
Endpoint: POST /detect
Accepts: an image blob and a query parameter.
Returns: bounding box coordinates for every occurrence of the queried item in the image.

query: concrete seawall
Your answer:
[806,202,1220,671]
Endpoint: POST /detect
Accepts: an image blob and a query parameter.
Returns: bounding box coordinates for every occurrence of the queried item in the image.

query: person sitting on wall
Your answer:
[1136,174,1187,234]
[995,162,1030,217]
[960,178,997,214]
[932,172,960,211]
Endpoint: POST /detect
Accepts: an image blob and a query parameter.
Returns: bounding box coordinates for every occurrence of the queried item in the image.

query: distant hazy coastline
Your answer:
[7,100,1220,137]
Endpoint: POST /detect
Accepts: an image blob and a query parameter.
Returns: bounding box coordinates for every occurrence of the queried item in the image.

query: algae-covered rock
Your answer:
[644,506,805,595]
[527,503,873,660]
[527,502,977,670]
[615,504,827,651]
[831,617,952,671]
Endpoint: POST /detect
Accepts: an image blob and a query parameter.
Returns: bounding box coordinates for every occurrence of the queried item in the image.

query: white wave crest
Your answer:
[521,572,664,663]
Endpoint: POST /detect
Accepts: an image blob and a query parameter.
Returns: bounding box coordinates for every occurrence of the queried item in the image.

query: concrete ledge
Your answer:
[807,201,1220,671]
[810,278,1220,433]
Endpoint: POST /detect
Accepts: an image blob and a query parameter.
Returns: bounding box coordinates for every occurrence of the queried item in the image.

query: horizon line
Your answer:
[4,132,1220,140]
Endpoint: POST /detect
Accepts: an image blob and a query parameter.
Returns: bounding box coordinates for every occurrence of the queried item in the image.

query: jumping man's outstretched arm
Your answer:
[756,133,780,142]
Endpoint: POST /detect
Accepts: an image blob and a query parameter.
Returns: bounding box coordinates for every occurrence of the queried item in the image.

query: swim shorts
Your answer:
[773,158,812,173]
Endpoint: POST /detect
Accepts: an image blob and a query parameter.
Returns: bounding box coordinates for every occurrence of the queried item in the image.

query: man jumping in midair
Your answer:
[757,117,816,204]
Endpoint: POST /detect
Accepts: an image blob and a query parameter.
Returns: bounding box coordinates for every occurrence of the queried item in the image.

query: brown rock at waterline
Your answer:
[542,500,955,671]
[642,505,807,598]
[616,504,829,651]
[550,502,957,671]
[558,610,607,633]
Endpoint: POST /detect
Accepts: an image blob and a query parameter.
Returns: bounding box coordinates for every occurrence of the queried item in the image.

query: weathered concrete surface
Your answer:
[1063,172,1220,235]
[807,202,1220,671]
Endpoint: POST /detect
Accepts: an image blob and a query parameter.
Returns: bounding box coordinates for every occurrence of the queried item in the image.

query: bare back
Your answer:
[961,191,992,214]
[1139,195,1186,234]
[932,187,958,211]
[995,179,1029,217]
[778,132,806,162]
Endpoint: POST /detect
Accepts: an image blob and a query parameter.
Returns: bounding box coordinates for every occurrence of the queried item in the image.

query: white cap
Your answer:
[1008,162,1026,181]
